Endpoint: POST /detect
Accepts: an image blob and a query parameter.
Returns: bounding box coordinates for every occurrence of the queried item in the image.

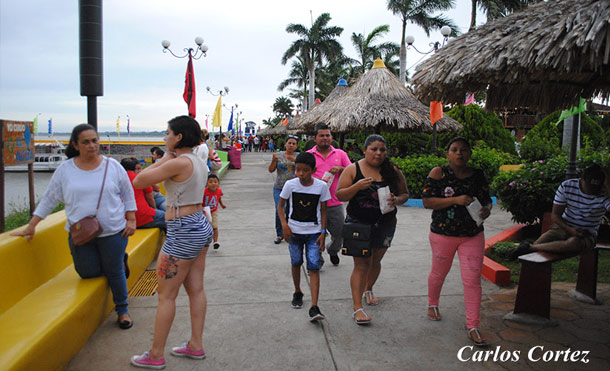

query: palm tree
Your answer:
[282,13,343,109]
[316,54,358,99]
[351,25,399,77]
[278,55,308,112]
[386,0,457,84]
[272,96,294,118]
[469,0,529,30]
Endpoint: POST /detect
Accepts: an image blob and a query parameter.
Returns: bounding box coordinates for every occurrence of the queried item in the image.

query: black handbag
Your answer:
[341,222,372,257]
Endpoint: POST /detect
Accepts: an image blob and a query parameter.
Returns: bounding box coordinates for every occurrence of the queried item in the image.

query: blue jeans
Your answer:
[138,209,166,231]
[273,187,289,238]
[68,231,129,316]
[288,233,322,271]
[154,192,166,211]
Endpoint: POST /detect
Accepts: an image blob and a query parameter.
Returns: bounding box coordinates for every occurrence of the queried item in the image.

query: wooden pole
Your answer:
[28,163,35,216]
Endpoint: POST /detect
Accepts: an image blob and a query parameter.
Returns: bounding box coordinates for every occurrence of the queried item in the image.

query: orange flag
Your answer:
[430,101,443,125]
[281,117,288,126]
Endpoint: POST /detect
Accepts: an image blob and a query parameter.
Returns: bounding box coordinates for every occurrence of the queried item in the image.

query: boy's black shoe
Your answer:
[213,242,220,250]
[511,241,533,261]
[330,254,340,266]
[309,305,325,322]
[292,292,304,309]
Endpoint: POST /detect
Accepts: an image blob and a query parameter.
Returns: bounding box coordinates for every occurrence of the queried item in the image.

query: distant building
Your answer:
[244,121,257,137]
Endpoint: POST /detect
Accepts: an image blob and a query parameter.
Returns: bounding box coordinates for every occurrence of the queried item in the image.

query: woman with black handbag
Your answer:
[12,123,137,329]
[336,134,409,324]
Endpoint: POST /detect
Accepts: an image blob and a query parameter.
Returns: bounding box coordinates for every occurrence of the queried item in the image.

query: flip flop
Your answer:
[362,290,379,306]
[427,305,441,321]
[468,328,489,347]
[352,308,372,325]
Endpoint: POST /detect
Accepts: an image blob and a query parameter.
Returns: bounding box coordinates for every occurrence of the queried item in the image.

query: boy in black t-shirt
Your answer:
[278,152,330,321]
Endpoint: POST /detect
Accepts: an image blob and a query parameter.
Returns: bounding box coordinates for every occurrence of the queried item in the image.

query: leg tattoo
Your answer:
[158,255,179,279]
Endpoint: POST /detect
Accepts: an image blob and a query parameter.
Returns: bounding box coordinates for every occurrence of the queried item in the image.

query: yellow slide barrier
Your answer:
[0,211,163,371]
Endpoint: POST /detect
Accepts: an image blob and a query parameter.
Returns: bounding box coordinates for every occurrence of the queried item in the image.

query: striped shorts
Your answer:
[161,211,214,259]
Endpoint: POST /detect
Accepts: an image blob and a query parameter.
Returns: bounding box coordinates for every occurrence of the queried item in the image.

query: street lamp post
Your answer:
[207,86,229,144]
[161,37,208,117]
[406,26,452,153]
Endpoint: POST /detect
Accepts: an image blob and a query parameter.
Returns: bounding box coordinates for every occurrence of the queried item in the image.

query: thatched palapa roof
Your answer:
[263,116,298,135]
[295,59,461,133]
[412,0,610,112]
[294,79,349,133]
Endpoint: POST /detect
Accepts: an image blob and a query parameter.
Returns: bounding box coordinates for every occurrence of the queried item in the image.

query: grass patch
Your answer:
[486,241,610,285]
[5,203,64,231]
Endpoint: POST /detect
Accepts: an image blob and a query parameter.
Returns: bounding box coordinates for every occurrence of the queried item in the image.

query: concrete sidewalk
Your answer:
[68,152,609,370]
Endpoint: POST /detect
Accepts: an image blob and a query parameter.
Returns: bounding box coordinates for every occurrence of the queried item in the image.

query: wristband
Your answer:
[320,229,327,234]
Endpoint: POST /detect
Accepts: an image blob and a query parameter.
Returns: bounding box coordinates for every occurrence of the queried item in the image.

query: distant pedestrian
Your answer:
[422,137,492,347]
[131,115,213,368]
[203,174,226,249]
[277,152,330,321]
[307,122,352,266]
[268,138,275,152]
[254,135,260,152]
[248,135,254,152]
[336,134,409,324]
[268,135,299,244]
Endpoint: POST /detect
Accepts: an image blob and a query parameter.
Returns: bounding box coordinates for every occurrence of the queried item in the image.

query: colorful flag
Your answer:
[212,97,222,127]
[556,97,586,126]
[464,93,475,106]
[183,56,196,118]
[205,116,208,130]
[281,117,288,126]
[116,116,120,135]
[430,101,443,125]
[48,118,52,134]
[227,108,234,133]
[33,116,38,133]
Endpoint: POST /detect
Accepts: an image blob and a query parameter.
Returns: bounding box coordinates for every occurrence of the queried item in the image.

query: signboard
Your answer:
[2,120,35,166]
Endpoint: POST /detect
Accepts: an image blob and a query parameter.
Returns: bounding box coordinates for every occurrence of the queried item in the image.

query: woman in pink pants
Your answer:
[422,137,492,346]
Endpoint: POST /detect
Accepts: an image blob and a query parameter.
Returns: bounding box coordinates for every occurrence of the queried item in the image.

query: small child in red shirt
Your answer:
[203,174,226,249]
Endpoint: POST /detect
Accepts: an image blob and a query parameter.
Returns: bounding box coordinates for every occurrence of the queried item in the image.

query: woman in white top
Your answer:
[130,116,213,368]
[12,123,137,329]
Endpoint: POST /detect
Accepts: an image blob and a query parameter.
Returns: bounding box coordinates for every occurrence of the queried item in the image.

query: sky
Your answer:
[0,0,484,134]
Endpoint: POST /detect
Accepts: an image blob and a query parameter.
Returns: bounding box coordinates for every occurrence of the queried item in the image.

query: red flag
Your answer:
[183,56,196,117]
[430,101,443,125]
[281,117,288,126]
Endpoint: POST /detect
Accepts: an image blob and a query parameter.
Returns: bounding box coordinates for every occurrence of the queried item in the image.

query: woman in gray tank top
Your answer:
[131,116,213,368]
[268,135,299,244]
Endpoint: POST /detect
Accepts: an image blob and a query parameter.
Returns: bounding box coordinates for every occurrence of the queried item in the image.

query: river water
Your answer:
[3,172,54,214]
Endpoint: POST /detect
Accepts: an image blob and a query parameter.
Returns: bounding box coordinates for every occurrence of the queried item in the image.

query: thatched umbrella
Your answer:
[412,0,610,112]
[294,79,349,133]
[265,116,299,135]
[295,59,461,134]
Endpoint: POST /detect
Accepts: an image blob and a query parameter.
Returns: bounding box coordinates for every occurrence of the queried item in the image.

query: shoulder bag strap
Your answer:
[95,158,110,216]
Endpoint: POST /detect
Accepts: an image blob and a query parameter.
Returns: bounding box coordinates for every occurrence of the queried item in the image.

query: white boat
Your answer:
[5,141,67,172]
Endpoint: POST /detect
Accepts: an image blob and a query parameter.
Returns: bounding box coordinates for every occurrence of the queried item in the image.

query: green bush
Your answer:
[5,203,65,231]
[491,156,567,224]
[578,141,610,169]
[393,154,447,198]
[470,143,515,182]
[520,110,608,162]
[444,104,517,155]
[520,134,562,162]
